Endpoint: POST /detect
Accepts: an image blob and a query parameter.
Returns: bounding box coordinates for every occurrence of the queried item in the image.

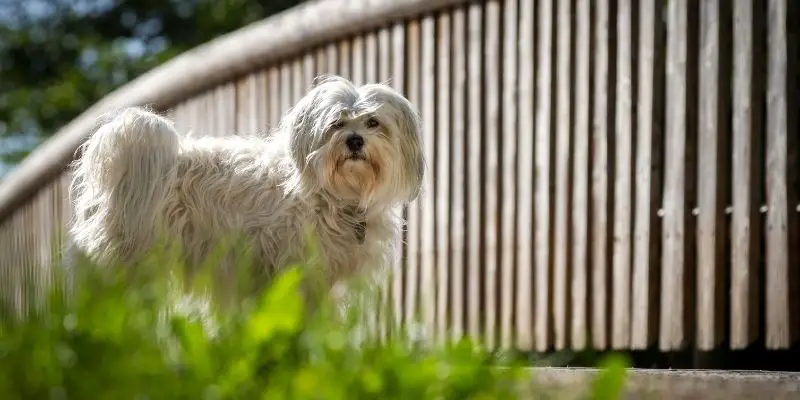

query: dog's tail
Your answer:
[69,107,180,263]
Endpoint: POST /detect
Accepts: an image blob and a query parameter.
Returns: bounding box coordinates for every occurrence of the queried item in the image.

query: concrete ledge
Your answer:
[528,368,800,399]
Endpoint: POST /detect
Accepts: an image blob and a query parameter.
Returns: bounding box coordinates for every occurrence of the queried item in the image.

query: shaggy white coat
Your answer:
[68,75,424,299]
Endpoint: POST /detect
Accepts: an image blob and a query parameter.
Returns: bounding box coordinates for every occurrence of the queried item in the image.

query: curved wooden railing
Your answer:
[0,0,798,363]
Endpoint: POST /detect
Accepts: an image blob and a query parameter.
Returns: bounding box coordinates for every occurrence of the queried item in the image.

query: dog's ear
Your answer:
[281,91,318,170]
[389,93,425,203]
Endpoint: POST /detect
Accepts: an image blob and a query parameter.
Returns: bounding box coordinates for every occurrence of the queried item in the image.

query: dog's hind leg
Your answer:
[69,107,180,263]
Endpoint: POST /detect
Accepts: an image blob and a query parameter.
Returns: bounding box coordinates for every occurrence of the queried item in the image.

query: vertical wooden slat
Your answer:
[38,186,50,307]
[315,47,328,80]
[22,203,32,314]
[292,59,304,106]
[515,0,535,351]
[268,67,281,128]
[403,20,422,330]
[31,195,42,309]
[787,0,800,350]
[227,83,237,134]
[215,85,225,135]
[466,3,484,340]
[591,0,613,350]
[9,211,18,314]
[222,84,235,134]
[499,0,519,350]
[204,92,213,135]
[696,0,728,350]
[435,12,452,344]
[194,94,206,137]
[326,43,339,75]
[2,217,13,312]
[171,101,183,133]
[179,99,190,136]
[32,190,41,310]
[207,89,218,136]
[450,7,467,342]
[190,96,202,137]
[420,14,437,342]
[214,85,225,136]
[15,208,26,314]
[631,0,664,350]
[534,0,555,352]
[281,63,292,116]
[731,0,763,349]
[765,0,798,349]
[31,188,41,310]
[254,71,268,135]
[378,27,392,84]
[178,101,189,133]
[61,173,73,303]
[184,97,196,137]
[33,191,45,309]
[366,31,379,84]
[51,180,63,290]
[660,0,695,351]
[0,218,11,312]
[12,209,22,315]
[236,77,252,135]
[390,22,406,331]
[303,53,315,93]
[194,95,207,137]
[0,219,6,308]
[182,100,192,134]
[198,95,208,136]
[481,0,501,350]
[219,83,236,136]
[352,35,365,85]
[612,0,633,350]
[22,205,33,313]
[38,187,49,308]
[571,0,591,351]
[552,0,573,350]
[371,29,390,339]
[339,39,352,81]
[206,91,218,136]
[188,96,200,137]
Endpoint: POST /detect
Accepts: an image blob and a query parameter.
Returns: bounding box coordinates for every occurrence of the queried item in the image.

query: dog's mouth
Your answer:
[344,152,367,162]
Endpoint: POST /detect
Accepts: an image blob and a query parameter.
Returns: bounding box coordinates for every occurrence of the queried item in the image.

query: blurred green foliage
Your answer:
[0,236,629,399]
[0,0,302,168]
[0,241,528,399]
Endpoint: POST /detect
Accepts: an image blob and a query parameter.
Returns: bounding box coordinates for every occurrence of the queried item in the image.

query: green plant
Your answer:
[0,238,627,399]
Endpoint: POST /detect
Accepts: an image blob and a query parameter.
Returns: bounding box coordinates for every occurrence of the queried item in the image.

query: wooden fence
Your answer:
[0,0,798,357]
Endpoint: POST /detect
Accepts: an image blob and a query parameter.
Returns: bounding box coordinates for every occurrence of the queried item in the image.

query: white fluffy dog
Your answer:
[68,75,424,300]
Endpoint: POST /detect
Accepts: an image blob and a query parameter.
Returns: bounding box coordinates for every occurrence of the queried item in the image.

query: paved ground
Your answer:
[527,367,800,399]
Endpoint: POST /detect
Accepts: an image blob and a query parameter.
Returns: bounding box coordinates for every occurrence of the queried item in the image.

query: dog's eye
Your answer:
[331,121,345,130]
[365,118,380,128]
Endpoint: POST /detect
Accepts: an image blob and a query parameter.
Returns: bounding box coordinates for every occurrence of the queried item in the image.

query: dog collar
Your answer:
[344,206,367,244]
[355,219,366,243]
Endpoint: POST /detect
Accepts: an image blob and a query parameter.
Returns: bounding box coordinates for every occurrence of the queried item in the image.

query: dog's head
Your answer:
[282,75,424,207]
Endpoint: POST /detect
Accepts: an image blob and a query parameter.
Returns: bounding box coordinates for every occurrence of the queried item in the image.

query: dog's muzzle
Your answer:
[345,133,364,152]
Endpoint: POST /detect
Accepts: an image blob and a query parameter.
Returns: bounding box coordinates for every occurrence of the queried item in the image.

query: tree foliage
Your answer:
[0,0,302,169]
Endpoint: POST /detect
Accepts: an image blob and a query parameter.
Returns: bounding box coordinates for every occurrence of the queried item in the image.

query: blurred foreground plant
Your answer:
[0,237,626,399]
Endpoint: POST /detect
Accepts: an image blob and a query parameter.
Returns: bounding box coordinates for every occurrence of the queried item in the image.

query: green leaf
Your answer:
[590,353,630,400]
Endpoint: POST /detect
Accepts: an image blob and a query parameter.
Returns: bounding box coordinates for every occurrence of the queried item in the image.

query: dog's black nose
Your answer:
[346,133,364,152]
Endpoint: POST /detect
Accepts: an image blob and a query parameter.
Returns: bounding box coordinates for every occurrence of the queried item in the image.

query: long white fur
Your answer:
[68,75,424,299]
